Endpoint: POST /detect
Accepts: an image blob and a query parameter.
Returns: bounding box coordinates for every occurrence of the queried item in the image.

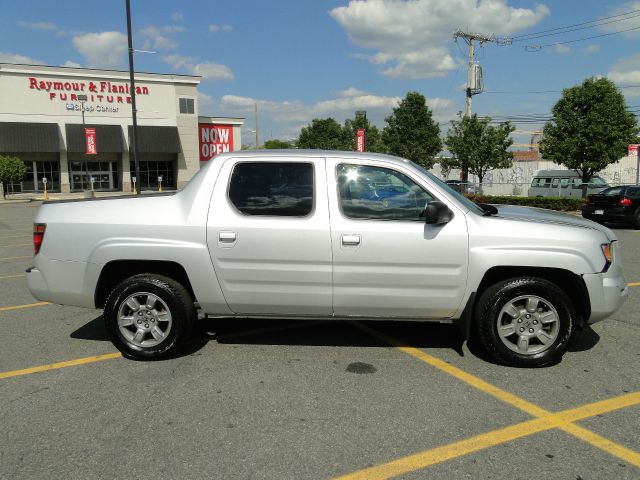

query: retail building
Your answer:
[0,63,243,193]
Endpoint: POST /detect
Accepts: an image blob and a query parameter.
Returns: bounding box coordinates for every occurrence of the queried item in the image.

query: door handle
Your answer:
[342,234,361,246]
[218,231,237,243]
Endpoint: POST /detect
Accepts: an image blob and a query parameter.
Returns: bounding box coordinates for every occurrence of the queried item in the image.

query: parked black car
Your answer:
[582,185,640,228]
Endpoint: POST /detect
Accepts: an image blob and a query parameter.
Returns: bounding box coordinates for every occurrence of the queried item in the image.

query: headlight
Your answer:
[601,243,613,272]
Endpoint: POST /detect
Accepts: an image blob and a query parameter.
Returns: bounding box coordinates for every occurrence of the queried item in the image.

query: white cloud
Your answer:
[600,2,640,38]
[63,60,81,68]
[330,0,549,79]
[140,26,178,51]
[220,89,455,125]
[163,55,234,81]
[608,53,640,85]
[584,44,600,54]
[338,87,367,98]
[17,21,57,31]
[0,51,45,64]
[208,24,233,33]
[72,31,127,69]
[198,91,213,108]
[171,12,184,22]
[553,44,570,54]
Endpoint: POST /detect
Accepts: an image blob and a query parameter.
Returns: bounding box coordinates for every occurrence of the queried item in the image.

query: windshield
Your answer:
[412,163,485,215]
[591,176,608,185]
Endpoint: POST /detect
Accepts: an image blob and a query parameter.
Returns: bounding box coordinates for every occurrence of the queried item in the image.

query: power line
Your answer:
[525,24,640,51]
[484,85,640,95]
[504,7,640,41]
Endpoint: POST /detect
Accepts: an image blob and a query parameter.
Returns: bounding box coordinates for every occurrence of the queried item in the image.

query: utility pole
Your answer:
[453,30,492,117]
[453,30,492,181]
[126,0,141,194]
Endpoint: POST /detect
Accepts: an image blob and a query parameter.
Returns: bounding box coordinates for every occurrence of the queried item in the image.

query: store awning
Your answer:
[128,126,181,153]
[0,122,60,152]
[66,124,124,153]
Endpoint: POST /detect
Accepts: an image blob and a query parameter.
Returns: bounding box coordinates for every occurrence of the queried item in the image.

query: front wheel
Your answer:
[476,277,574,367]
[104,274,195,360]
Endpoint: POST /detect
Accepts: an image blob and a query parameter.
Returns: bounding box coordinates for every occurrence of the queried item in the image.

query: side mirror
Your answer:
[421,201,453,225]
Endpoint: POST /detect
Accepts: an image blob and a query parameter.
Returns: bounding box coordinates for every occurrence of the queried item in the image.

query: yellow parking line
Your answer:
[0,353,122,380]
[350,322,640,472]
[0,255,31,262]
[351,322,548,416]
[0,320,326,380]
[0,274,25,280]
[0,301,49,312]
[335,393,640,480]
[0,243,31,248]
[628,282,640,287]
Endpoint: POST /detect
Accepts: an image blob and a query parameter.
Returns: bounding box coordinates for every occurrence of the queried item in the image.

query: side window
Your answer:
[229,162,313,216]
[551,178,560,187]
[540,178,551,188]
[571,178,583,187]
[179,97,195,114]
[560,178,570,188]
[336,163,434,221]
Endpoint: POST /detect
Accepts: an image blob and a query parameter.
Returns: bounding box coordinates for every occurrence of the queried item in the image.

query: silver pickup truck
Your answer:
[27,151,628,367]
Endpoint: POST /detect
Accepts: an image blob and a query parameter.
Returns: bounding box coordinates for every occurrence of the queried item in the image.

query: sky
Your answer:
[2,0,640,148]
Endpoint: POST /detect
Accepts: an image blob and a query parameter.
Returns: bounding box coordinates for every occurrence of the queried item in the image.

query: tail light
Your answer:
[584,196,590,204]
[33,223,46,255]
[619,197,632,206]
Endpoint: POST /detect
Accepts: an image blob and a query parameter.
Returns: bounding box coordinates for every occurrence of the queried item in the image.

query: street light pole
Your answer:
[126,0,141,194]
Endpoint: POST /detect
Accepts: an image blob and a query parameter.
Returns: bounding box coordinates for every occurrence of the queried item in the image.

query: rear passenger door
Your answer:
[206,156,332,316]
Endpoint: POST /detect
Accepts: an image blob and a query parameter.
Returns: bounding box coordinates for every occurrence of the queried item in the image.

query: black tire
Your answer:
[104,274,194,360]
[475,277,574,367]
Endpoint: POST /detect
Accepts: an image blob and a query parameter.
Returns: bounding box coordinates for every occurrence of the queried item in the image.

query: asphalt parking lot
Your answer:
[1,201,639,480]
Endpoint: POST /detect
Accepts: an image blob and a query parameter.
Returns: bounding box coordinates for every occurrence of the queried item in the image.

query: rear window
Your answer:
[228,162,314,217]
[600,187,624,196]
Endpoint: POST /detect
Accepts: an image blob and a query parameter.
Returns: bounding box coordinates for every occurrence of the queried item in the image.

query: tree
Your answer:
[296,118,349,150]
[0,155,27,199]
[342,115,386,153]
[382,92,442,169]
[539,77,638,183]
[444,114,515,188]
[264,139,293,149]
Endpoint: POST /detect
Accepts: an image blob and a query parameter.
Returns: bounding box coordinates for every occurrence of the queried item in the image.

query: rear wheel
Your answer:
[104,274,194,360]
[476,277,574,367]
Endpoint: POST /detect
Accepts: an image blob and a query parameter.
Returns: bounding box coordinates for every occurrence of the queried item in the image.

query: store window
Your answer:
[179,98,195,114]
[70,161,119,191]
[6,159,60,193]
[136,160,176,190]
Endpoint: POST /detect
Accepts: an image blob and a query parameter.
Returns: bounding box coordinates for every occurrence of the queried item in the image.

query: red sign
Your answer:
[85,128,97,155]
[199,124,234,161]
[629,144,639,157]
[356,129,365,152]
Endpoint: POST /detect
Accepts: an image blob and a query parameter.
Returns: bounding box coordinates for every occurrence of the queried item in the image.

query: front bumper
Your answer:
[582,265,628,324]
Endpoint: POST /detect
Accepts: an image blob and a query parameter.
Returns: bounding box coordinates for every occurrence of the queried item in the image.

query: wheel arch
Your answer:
[475,266,590,329]
[95,260,196,309]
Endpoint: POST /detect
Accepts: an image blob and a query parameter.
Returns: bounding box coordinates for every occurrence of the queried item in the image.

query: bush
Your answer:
[466,194,583,212]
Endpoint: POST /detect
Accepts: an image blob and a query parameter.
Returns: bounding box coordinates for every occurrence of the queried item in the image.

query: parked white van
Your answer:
[528,170,609,198]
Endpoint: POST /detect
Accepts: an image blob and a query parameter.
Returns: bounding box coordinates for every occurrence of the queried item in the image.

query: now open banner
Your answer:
[199,124,234,161]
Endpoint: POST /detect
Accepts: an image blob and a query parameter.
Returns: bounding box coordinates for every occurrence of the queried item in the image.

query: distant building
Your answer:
[0,63,243,194]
